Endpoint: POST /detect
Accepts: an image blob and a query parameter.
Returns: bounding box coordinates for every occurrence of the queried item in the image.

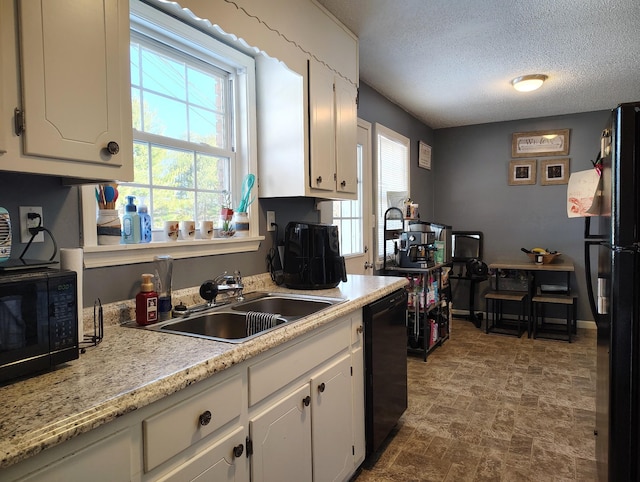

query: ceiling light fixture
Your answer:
[511,74,548,92]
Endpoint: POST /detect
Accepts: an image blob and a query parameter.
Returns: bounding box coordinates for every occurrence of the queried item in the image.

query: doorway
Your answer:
[320,119,373,275]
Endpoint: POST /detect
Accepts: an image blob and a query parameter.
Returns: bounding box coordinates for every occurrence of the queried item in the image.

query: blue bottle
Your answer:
[122,196,141,244]
[138,203,152,243]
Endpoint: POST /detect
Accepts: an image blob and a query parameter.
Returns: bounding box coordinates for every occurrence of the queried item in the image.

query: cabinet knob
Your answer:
[356,325,363,334]
[316,176,323,184]
[106,141,120,155]
[318,382,326,393]
[302,395,311,407]
[233,443,244,458]
[340,180,346,187]
[198,410,212,426]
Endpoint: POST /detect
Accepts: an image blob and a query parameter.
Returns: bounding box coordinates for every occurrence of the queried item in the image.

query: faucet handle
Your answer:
[199,280,219,305]
[234,270,244,301]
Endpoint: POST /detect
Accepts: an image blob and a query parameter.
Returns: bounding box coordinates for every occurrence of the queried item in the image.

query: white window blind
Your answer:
[375,123,410,264]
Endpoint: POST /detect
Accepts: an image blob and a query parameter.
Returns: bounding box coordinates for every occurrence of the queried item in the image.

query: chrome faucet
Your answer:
[214,271,244,301]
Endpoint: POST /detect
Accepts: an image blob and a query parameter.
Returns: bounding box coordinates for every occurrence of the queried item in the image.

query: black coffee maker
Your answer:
[282,222,347,289]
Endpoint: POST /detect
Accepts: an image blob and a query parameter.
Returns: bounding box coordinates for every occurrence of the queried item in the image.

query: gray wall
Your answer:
[433,110,610,321]
[357,83,438,223]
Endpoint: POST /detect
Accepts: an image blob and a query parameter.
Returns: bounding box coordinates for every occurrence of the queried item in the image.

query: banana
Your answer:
[532,247,547,254]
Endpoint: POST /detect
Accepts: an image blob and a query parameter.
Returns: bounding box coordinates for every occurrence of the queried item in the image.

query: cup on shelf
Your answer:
[163,221,179,241]
[199,220,214,239]
[180,221,196,240]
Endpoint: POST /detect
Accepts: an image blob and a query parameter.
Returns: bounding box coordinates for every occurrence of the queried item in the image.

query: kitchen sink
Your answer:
[155,311,288,342]
[139,292,345,343]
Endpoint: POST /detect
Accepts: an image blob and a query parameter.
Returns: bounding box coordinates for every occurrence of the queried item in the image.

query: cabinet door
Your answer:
[250,384,312,482]
[18,0,131,168]
[335,75,357,195]
[311,353,354,482]
[308,60,335,193]
[156,427,248,482]
[351,345,366,466]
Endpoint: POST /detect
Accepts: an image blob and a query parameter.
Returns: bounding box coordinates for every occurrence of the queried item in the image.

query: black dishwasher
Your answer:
[363,288,408,464]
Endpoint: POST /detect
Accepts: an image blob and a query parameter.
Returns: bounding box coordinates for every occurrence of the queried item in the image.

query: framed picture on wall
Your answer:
[511,129,570,158]
[418,141,432,170]
[508,159,537,185]
[540,158,570,185]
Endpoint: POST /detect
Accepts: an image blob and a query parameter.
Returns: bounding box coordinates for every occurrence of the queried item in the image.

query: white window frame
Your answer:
[374,123,410,268]
[80,0,261,268]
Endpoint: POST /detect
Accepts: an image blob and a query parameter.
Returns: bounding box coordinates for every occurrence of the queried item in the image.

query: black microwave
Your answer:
[0,269,78,384]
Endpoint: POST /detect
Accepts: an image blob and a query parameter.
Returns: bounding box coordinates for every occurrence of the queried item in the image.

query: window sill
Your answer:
[83,236,264,268]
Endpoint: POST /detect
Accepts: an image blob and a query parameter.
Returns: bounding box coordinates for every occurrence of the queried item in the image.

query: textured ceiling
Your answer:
[316,0,640,128]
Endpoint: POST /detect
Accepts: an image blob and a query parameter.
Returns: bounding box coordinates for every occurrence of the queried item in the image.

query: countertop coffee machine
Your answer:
[397,230,437,269]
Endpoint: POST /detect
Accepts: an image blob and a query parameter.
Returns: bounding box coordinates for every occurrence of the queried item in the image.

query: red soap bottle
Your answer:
[136,273,158,325]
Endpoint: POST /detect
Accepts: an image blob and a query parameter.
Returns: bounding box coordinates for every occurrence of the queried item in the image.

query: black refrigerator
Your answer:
[584,102,640,481]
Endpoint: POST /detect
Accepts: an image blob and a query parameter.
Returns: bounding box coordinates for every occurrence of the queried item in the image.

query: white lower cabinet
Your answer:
[249,353,353,482]
[250,384,313,481]
[143,373,243,472]
[310,353,354,482]
[3,311,365,482]
[18,428,135,482]
[155,426,247,482]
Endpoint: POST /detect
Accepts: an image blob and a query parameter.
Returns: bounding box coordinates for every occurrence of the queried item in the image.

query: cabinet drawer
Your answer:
[143,373,242,472]
[248,318,350,406]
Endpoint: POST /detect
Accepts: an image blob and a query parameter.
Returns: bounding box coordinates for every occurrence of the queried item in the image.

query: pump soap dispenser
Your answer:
[136,273,158,325]
[122,196,141,244]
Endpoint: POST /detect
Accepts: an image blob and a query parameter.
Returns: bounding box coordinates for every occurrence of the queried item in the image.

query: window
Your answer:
[332,143,363,256]
[124,1,248,230]
[80,0,259,267]
[375,123,409,265]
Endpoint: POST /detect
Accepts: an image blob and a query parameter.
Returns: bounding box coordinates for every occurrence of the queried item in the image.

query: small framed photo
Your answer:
[540,158,570,185]
[418,141,432,170]
[508,159,537,185]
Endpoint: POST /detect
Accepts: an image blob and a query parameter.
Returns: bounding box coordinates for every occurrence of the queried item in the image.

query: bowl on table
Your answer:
[526,251,561,264]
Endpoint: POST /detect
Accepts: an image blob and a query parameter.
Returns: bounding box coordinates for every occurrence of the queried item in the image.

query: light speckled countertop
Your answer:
[0,273,406,469]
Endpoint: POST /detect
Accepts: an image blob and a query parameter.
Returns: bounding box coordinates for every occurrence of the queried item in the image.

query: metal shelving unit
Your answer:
[381,207,452,361]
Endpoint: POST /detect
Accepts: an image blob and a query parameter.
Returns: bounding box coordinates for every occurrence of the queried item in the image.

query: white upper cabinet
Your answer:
[257,57,358,200]
[334,73,358,195]
[308,60,336,194]
[309,60,358,197]
[0,0,132,181]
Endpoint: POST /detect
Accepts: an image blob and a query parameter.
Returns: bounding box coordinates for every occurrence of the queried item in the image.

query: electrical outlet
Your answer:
[19,206,44,243]
[266,211,276,231]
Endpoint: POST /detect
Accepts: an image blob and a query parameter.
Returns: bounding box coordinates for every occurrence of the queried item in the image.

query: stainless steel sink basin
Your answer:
[231,296,334,318]
[155,311,287,342]
[140,292,345,344]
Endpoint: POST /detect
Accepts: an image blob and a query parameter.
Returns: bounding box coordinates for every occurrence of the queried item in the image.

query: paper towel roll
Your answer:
[60,248,84,343]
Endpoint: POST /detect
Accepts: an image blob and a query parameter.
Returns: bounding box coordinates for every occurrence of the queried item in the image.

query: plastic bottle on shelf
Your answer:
[135,273,158,325]
[122,196,141,244]
[138,202,152,243]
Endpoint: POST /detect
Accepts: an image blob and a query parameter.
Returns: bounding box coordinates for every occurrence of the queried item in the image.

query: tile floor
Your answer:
[355,318,598,481]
